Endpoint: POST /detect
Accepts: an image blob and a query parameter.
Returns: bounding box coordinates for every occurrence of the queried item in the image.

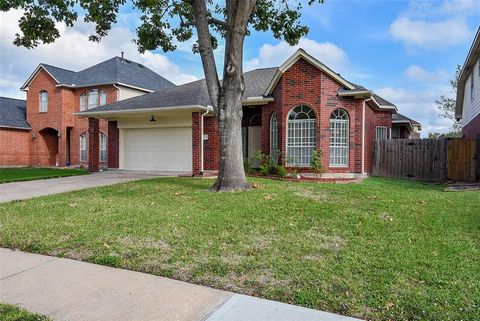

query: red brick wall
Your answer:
[203,115,220,171]
[0,128,30,166]
[108,121,119,168]
[192,112,201,174]
[25,68,114,167]
[462,112,480,138]
[198,57,393,174]
[88,118,100,172]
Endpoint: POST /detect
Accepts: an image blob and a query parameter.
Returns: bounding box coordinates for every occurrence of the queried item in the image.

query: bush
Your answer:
[310,150,325,173]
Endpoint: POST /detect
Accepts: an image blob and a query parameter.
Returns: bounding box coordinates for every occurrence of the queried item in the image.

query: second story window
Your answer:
[88,89,99,109]
[100,90,107,106]
[80,92,87,111]
[39,90,48,112]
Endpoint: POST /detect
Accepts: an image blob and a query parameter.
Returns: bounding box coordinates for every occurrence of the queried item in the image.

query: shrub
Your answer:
[310,150,325,173]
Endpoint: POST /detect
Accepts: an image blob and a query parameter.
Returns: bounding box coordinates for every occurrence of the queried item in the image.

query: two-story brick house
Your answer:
[79,49,412,176]
[0,56,174,167]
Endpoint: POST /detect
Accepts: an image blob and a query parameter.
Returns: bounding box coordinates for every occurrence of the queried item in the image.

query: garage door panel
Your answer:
[122,127,192,172]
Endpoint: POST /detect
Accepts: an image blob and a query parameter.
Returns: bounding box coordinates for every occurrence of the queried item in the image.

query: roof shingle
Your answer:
[0,97,30,129]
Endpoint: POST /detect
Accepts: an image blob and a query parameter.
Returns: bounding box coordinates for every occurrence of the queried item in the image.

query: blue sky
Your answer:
[1,0,479,135]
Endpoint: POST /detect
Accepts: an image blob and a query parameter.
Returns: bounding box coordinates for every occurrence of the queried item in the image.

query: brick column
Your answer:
[88,117,100,172]
[192,112,201,175]
[108,121,119,168]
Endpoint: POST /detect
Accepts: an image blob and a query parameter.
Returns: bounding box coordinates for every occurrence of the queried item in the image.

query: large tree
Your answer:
[2,0,323,191]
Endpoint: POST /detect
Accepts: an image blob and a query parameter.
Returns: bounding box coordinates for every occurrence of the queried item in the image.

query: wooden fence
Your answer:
[373,137,479,182]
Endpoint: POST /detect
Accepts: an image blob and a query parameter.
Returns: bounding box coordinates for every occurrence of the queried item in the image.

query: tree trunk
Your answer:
[209,1,252,192]
[193,0,253,191]
[210,86,251,192]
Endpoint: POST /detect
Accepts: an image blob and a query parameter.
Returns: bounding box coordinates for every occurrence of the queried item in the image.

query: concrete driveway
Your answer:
[0,170,180,203]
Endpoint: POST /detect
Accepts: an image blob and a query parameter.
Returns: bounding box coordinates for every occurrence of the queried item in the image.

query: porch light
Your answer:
[150,115,156,122]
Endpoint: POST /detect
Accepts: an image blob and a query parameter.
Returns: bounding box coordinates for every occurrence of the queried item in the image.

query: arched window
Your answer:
[287,105,316,166]
[100,132,107,162]
[100,90,107,106]
[329,109,349,167]
[80,92,87,111]
[88,89,99,109]
[270,113,278,161]
[39,90,48,112]
[79,133,87,162]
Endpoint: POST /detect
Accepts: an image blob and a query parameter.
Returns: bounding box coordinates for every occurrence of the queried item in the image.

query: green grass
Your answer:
[0,167,89,183]
[0,177,478,320]
[0,304,51,321]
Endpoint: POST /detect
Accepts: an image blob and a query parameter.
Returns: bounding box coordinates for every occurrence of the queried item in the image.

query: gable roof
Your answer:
[21,57,176,92]
[456,27,480,119]
[79,49,397,116]
[0,97,30,130]
[264,49,355,95]
[79,67,278,114]
[392,112,422,130]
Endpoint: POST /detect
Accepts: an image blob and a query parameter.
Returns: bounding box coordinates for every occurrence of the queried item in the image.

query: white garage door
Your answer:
[122,127,192,172]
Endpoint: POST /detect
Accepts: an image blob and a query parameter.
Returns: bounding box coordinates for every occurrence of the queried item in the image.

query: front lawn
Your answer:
[0,303,51,321]
[0,167,88,183]
[0,177,478,320]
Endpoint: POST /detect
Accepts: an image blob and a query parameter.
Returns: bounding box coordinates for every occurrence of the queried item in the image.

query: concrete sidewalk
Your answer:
[0,170,180,203]
[0,248,362,321]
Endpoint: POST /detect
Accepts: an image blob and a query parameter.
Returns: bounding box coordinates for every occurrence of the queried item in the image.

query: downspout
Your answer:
[200,107,211,175]
[362,98,373,175]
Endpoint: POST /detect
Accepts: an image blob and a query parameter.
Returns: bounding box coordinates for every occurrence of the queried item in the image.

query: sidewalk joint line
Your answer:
[199,292,234,321]
[0,255,59,281]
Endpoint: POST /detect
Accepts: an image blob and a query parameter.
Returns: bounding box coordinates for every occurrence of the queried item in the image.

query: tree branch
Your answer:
[181,18,228,29]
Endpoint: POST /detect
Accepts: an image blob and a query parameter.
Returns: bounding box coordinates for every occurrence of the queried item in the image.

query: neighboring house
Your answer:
[79,49,399,176]
[391,113,422,139]
[456,27,480,138]
[0,97,31,165]
[0,56,175,167]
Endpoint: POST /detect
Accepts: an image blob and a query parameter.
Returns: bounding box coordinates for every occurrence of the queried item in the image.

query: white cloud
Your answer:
[0,10,197,98]
[375,87,453,136]
[404,65,449,83]
[245,38,349,73]
[438,0,480,15]
[389,17,470,50]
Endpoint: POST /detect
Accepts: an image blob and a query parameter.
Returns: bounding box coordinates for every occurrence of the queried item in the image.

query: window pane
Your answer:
[80,94,87,111]
[89,89,99,109]
[100,90,107,106]
[39,91,48,112]
[329,109,349,167]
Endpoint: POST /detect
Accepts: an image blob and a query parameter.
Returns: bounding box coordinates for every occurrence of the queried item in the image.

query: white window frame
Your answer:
[100,90,107,106]
[329,109,349,167]
[39,90,48,112]
[88,89,99,109]
[286,105,316,167]
[270,113,278,162]
[80,92,87,111]
[376,126,388,140]
[100,132,107,162]
[80,133,87,162]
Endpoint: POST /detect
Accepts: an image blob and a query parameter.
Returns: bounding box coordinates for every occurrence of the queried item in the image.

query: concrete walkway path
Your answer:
[0,170,180,203]
[0,248,362,321]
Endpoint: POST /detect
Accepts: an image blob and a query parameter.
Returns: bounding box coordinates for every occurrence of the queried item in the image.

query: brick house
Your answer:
[456,27,480,138]
[391,113,421,139]
[79,49,417,176]
[0,56,174,167]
